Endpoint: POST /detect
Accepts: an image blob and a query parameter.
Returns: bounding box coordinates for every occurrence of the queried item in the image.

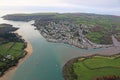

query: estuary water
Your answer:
[0,17,104,80]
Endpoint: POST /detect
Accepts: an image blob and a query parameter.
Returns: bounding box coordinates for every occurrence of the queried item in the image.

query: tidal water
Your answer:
[0,16,104,80]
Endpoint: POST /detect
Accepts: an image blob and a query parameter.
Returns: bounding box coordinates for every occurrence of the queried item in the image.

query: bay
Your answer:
[0,14,103,80]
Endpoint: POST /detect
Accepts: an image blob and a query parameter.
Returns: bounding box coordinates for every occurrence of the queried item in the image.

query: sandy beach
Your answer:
[0,42,32,80]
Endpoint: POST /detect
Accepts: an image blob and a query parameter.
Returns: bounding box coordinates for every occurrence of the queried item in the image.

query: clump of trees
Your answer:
[94,75,120,80]
[63,59,78,80]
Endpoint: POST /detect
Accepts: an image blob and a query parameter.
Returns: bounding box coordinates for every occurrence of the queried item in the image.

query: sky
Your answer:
[0,0,120,15]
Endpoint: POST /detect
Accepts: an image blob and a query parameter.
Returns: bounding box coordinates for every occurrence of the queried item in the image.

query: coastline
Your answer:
[0,33,32,80]
[62,53,120,80]
[37,29,113,50]
[62,36,120,80]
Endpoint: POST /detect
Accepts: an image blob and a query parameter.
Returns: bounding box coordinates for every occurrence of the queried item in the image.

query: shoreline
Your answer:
[37,30,113,50]
[62,36,120,80]
[62,53,120,80]
[0,33,33,80]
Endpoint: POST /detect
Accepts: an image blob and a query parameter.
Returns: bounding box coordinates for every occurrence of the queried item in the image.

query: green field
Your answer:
[63,55,120,80]
[86,32,103,44]
[0,42,25,68]
[0,42,24,59]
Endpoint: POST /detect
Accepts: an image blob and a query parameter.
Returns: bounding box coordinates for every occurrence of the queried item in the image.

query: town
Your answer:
[35,20,112,49]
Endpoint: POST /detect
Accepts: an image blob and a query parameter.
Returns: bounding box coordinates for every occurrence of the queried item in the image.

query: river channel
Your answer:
[0,17,108,80]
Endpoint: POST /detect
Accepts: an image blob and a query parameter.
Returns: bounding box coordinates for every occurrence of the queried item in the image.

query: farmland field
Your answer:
[0,42,24,66]
[63,55,120,80]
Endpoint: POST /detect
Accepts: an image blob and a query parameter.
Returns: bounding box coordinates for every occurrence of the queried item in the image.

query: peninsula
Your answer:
[0,23,32,79]
[63,54,120,80]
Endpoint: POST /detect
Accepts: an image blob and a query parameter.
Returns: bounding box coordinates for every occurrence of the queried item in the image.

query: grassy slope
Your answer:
[0,42,24,59]
[86,32,103,44]
[63,55,120,80]
[0,42,24,67]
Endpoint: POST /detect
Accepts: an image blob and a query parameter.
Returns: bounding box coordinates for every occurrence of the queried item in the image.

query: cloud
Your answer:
[0,0,120,16]
[64,0,120,8]
[1,0,120,8]
[0,0,62,7]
